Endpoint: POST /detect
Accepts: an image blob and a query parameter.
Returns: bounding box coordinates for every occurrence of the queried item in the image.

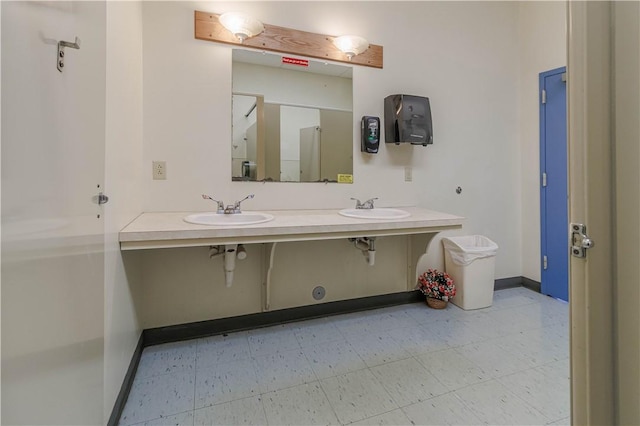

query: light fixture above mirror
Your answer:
[333,35,370,60]
[194,11,383,69]
[219,12,264,43]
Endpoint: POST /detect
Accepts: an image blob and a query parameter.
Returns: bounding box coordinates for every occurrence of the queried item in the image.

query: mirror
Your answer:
[231,49,353,182]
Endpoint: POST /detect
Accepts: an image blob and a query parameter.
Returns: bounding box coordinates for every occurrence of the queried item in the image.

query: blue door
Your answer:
[540,67,568,301]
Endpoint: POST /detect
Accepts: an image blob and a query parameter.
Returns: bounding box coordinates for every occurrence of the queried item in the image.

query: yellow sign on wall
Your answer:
[337,174,353,183]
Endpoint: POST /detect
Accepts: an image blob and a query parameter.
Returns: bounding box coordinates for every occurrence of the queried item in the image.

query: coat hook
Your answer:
[57,36,81,73]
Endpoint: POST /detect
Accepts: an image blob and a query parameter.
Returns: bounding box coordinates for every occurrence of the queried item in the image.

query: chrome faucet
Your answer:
[351,197,378,209]
[202,194,224,213]
[226,194,254,214]
[202,194,255,214]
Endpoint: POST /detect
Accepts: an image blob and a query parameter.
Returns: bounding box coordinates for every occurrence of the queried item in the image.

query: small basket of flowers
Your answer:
[416,269,456,309]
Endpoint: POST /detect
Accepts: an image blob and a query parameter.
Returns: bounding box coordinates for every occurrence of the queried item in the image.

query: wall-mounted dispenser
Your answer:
[384,94,433,146]
[361,116,380,153]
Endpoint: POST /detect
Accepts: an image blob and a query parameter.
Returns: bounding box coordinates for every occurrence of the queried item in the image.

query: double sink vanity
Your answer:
[119,205,463,311]
[119,206,463,250]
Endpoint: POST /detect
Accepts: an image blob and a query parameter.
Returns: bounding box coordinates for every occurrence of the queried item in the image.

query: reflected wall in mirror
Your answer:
[231,49,353,182]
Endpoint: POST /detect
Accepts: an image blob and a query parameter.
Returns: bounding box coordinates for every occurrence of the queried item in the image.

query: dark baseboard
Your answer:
[108,333,145,426]
[494,276,524,291]
[110,276,540,423]
[144,291,424,347]
[521,276,542,293]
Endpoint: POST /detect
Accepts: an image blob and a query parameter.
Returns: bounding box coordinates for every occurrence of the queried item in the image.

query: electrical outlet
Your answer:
[404,166,412,182]
[152,161,166,180]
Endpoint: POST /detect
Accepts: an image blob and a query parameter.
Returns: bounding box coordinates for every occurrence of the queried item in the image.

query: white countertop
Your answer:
[119,207,464,250]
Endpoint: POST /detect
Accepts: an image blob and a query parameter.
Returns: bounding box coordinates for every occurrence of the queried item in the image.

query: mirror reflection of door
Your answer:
[299,126,321,182]
[232,94,264,180]
[319,109,352,181]
[280,105,320,182]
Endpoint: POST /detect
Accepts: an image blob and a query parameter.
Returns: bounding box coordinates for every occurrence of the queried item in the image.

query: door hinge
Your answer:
[543,255,548,270]
[542,172,547,187]
[541,89,547,104]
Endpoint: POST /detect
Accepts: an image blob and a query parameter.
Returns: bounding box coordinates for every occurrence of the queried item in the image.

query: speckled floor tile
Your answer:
[261,382,339,425]
[547,416,571,425]
[495,327,568,367]
[416,348,490,391]
[196,332,250,369]
[347,332,412,367]
[320,369,397,424]
[253,349,317,393]
[332,313,390,340]
[498,365,570,422]
[386,324,450,356]
[350,409,413,425]
[454,379,548,425]
[120,287,570,426]
[247,324,301,357]
[427,318,488,348]
[135,341,197,379]
[141,410,194,426]
[401,392,483,425]
[513,300,569,329]
[194,359,260,408]
[490,287,543,310]
[371,311,420,332]
[192,396,266,425]
[119,370,195,426]
[455,338,534,378]
[370,358,448,407]
[293,319,344,348]
[301,339,367,380]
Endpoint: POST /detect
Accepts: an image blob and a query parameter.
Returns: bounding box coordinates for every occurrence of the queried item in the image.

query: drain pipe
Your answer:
[223,244,237,287]
[367,238,376,266]
[210,244,247,287]
[349,237,376,266]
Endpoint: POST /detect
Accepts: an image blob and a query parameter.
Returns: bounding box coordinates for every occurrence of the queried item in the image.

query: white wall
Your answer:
[517,1,567,281]
[139,1,527,326]
[143,1,522,270]
[104,1,144,421]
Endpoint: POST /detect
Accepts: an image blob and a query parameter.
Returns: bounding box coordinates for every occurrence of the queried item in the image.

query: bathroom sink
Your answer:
[184,212,274,226]
[338,208,411,220]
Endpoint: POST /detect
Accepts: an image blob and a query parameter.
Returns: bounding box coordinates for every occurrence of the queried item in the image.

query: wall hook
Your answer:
[57,36,80,72]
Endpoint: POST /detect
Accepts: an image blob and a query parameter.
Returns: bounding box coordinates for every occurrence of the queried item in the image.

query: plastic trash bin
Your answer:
[442,235,498,310]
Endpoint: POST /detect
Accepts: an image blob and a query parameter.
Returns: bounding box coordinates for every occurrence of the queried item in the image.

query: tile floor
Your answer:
[119,287,570,425]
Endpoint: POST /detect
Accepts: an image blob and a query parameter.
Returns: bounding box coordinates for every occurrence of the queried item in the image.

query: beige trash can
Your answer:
[442,235,498,310]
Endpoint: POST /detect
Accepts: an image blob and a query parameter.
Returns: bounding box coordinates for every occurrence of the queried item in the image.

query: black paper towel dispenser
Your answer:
[384,94,433,146]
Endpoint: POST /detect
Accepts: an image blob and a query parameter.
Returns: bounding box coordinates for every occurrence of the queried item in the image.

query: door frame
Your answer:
[567,1,615,424]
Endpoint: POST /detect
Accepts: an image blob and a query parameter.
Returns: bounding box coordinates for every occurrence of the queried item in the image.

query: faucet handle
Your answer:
[352,197,377,209]
[233,194,255,212]
[362,198,378,209]
[350,197,363,208]
[202,194,224,213]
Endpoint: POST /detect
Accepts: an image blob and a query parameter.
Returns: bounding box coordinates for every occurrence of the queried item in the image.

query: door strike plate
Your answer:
[570,223,594,258]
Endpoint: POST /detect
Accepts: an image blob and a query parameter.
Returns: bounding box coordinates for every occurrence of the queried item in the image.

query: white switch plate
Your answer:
[153,161,166,180]
[404,166,412,182]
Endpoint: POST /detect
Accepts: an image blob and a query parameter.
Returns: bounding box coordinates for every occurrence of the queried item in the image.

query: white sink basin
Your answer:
[184,212,274,226]
[338,208,411,220]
